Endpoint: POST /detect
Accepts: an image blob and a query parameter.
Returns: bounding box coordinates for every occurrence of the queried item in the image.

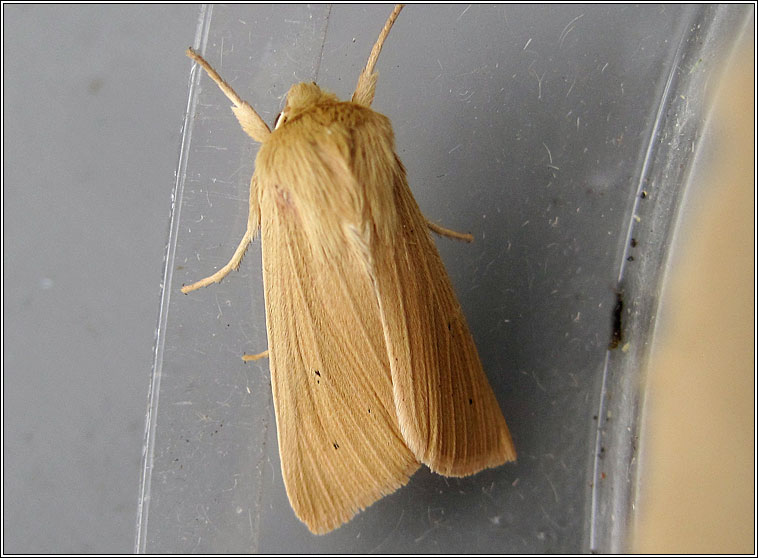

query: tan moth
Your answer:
[182,4,516,534]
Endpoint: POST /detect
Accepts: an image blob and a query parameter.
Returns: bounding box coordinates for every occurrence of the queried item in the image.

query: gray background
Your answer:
[4,5,198,552]
[3,4,753,554]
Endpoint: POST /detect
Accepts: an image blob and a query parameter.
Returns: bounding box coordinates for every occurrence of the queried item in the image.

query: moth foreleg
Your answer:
[182,171,261,294]
[181,225,255,293]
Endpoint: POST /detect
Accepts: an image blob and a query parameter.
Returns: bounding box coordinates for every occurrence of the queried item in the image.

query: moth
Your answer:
[182,5,516,534]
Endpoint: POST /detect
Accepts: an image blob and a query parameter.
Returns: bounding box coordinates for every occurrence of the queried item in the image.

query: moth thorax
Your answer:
[284,82,340,116]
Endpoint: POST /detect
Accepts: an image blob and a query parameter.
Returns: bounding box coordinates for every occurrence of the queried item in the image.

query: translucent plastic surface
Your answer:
[137,4,752,553]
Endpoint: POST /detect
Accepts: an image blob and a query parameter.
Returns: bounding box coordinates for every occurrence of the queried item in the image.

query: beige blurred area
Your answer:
[631,41,755,553]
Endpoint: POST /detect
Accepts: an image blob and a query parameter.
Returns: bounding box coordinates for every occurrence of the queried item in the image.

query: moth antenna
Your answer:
[186,47,271,143]
[351,4,404,107]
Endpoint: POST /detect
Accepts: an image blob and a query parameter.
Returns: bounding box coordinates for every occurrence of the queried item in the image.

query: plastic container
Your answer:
[136,4,753,552]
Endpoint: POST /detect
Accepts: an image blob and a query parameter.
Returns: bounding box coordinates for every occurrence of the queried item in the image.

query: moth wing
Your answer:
[258,178,419,535]
[371,170,517,477]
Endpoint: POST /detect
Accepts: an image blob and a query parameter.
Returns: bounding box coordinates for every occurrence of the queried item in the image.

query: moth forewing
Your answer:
[182,3,515,535]
[372,177,517,475]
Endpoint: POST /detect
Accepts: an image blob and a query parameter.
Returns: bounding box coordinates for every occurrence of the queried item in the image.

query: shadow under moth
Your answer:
[182,4,516,535]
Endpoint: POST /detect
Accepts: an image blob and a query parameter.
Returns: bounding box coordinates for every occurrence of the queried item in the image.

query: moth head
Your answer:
[275,82,339,130]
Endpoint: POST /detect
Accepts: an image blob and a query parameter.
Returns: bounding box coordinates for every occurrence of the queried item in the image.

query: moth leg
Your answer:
[242,349,269,362]
[182,171,261,294]
[181,223,255,293]
[426,219,474,243]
